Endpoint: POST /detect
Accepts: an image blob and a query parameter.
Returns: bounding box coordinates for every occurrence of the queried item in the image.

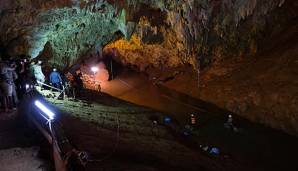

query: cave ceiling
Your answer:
[0,0,294,70]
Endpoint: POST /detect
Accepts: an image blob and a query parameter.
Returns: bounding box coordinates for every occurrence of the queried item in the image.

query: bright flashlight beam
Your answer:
[91,66,99,73]
[34,100,55,120]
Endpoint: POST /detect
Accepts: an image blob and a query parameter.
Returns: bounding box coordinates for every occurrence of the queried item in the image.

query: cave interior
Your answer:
[0,0,298,171]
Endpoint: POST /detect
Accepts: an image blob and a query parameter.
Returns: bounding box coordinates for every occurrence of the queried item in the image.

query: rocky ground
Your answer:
[0,110,53,171]
[0,147,45,171]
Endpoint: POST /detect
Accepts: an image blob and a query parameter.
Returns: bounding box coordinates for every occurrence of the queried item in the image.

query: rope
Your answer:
[118,78,133,88]
[53,85,68,103]
[37,80,62,92]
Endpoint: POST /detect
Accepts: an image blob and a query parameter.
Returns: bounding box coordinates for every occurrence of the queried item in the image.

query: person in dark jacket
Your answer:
[49,68,62,90]
[73,72,84,97]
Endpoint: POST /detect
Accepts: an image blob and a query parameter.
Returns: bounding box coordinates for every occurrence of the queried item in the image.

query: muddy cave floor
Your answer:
[39,72,298,171]
[0,110,53,171]
[1,72,298,171]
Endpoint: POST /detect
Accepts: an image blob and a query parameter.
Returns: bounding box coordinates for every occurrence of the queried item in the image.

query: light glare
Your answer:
[91,66,99,73]
[34,100,55,120]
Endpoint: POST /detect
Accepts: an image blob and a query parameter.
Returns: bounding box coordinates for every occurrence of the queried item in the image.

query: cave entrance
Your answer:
[66,47,124,92]
[101,48,123,81]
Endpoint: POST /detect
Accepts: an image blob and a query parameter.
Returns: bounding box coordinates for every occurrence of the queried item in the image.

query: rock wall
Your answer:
[162,15,298,136]
[199,20,298,136]
[0,0,130,69]
[105,0,289,71]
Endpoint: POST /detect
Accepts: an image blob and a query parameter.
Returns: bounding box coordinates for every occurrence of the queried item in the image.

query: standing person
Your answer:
[73,72,84,97]
[15,59,27,98]
[0,60,16,112]
[49,68,63,90]
[6,61,19,109]
[30,60,45,85]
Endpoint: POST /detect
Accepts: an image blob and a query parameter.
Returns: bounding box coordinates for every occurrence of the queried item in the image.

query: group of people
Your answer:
[38,63,85,99]
[0,57,33,112]
[29,60,65,90]
[0,56,85,112]
[32,61,84,98]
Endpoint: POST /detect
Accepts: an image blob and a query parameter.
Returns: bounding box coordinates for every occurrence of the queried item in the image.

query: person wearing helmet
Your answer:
[49,68,63,90]
[190,114,197,125]
[224,114,239,132]
[227,115,233,125]
[30,60,45,84]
